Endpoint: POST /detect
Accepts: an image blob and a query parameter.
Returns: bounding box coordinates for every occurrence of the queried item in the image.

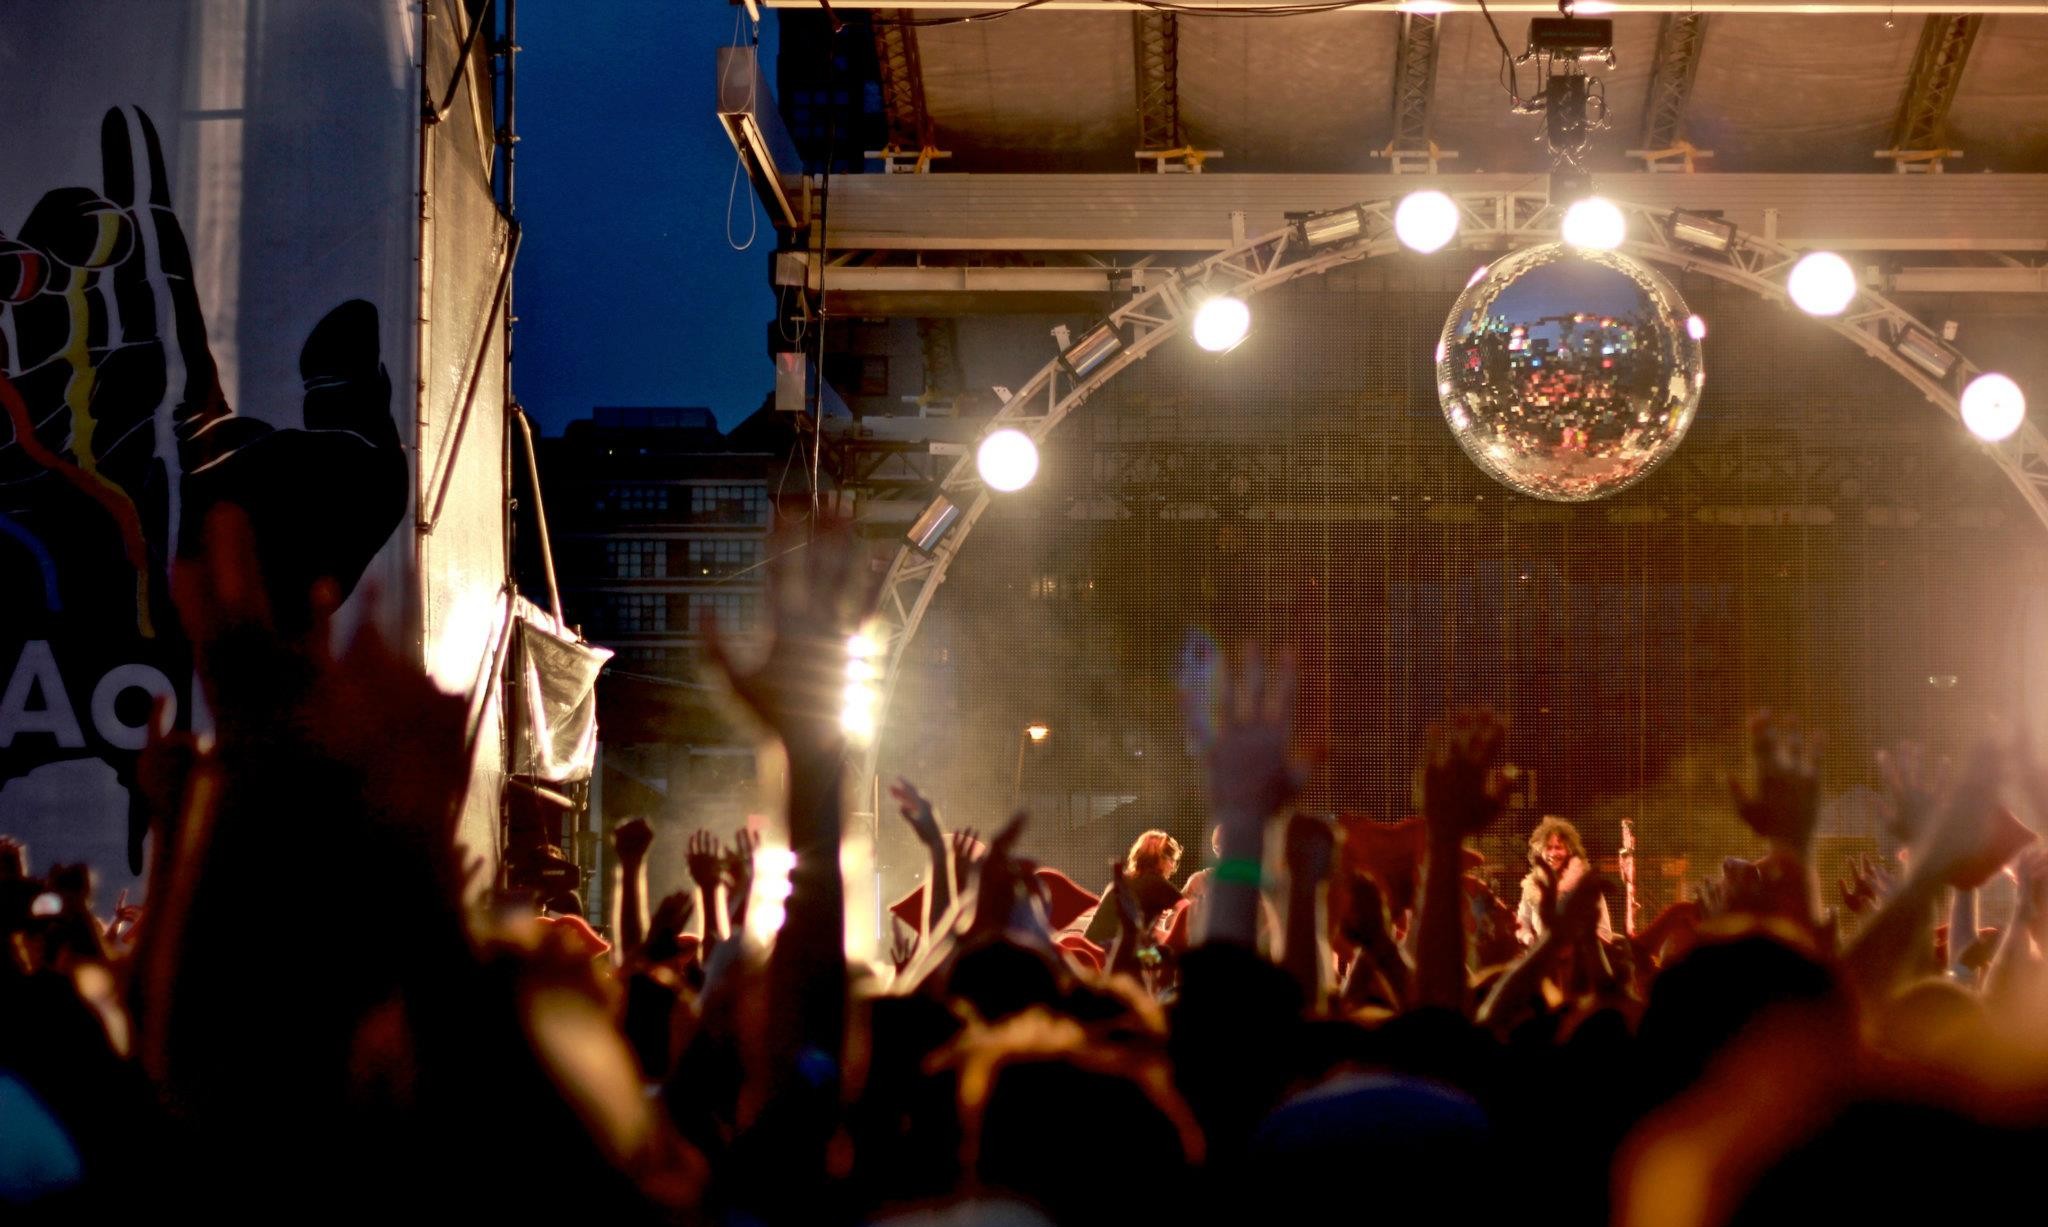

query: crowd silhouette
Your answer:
[4,506,2046,1225]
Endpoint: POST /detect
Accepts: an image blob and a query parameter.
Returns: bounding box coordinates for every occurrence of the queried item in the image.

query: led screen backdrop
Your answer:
[877,264,2048,925]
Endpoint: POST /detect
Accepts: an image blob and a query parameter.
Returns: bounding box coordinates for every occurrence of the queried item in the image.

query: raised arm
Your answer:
[1280,814,1336,1007]
[890,777,951,940]
[611,818,654,962]
[1180,645,1307,949]
[1414,709,1510,1012]
[704,526,871,1097]
[685,830,725,953]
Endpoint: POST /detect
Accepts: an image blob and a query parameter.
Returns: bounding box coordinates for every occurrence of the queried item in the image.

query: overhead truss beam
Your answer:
[856,190,2048,783]
[1638,14,1709,154]
[872,9,933,153]
[1132,11,1183,156]
[1381,13,1449,172]
[1887,14,1983,166]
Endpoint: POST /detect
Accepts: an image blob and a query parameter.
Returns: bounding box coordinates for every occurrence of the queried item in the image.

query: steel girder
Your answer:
[1390,13,1444,155]
[860,190,2048,778]
[1133,11,1182,155]
[873,9,932,153]
[1640,14,1709,152]
[1892,15,1983,156]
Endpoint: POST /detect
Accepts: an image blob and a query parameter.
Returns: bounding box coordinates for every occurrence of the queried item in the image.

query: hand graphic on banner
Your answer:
[1,106,408,871]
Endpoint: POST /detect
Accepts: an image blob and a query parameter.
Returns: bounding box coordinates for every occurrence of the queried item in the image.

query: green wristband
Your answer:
[1215,857,1264,887]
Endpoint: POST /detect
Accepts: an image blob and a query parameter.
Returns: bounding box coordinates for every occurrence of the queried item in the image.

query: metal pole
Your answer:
[512,406,565,627]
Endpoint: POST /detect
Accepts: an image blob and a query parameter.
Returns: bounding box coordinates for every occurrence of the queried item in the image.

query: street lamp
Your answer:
[1012,722,1050,804]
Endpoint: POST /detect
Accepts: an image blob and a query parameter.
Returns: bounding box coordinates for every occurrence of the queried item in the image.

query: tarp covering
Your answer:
[511,602,612,786]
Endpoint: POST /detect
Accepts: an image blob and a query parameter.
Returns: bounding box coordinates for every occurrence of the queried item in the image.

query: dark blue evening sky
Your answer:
[513,1,779,435]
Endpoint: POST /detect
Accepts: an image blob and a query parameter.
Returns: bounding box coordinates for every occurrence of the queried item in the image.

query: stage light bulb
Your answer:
[1961,373,2025,442]
[1395,190,1460,254]
[1561,197,1625,251]
[1788,252,1857,317]
[1687,314,1707,341]
[977,428,1039,492]
[1190,295,1251,353]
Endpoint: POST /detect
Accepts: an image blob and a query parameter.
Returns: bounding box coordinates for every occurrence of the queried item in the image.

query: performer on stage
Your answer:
[1516,816,1614,947]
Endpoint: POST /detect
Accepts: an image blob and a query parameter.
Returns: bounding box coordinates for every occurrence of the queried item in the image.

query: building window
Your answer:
[687,591,758,635]
[597,484,669,513]
[606,539,667,578]
[688,484,769,525]
[686,537,763,578]
[607,592,667,634]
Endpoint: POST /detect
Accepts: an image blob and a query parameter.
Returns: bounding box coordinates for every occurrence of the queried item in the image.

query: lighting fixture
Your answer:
[976,429,1040,493]
[1787,252,1857,317]
[1560,197,1625,250]
[1892,324,1957,380]
[1669,210,1735,254]
[906,495,961,554]
[1024,722,1051,743]
[1296,205,1367,248]
[1961,373,2025,442]
[1061,321,1124,378]
[1686,314,1708,341]
[1191,295,1252,353]
[1394,190,1461,254]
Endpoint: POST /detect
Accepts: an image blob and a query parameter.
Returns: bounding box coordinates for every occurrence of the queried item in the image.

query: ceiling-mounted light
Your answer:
[1561,196,1625,250]
[1787,252,1857,317]
[1394,190,1460,254]
[977,429,1040,493]
[1060,321,1124,378]
[1961,373,2026,442]
[1296,205,1367,248]
[906,495,962,554]
[1669,210,1735,254]
[1191,295,1251,353]
[1892,324,1957,380]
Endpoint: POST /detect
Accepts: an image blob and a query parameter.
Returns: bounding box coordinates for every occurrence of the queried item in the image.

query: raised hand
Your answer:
[1729,712,1824,850]
[1182,643,1310,829]
[703,522,874,763]
[613,818,655,867]
[686,830,722,897]
[1876,741,1944,846]
[1419,708,1510,838]
[891,777,944,847]
[891,777,951,934]
[950,827,982,895]
[1180,643,1307,948]
[721,827,757,933]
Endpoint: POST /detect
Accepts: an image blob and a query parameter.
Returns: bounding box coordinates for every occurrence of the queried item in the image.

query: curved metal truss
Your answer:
[863,188,2048,761]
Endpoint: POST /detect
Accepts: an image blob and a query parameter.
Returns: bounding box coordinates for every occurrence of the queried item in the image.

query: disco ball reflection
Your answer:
[1436,243,1705,501]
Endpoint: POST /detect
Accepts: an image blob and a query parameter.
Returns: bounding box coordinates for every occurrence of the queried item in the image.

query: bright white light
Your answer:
[1686,314,1707,341]
[977,428,1039,492]
[1467,265,1488,288]
[1190,295,1252,353]
[1787,252,1857,317]
[1394,190,1460,254]
[1561,197,1626,251]
[841,680,878,744]
[1961,373,2026,442]
[1397,1,1451,12]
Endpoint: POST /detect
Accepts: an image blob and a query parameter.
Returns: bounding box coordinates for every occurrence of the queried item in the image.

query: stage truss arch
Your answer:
[863,189,2048,768]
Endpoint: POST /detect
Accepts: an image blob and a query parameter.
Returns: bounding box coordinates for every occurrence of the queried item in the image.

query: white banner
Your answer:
[0,1,420,907]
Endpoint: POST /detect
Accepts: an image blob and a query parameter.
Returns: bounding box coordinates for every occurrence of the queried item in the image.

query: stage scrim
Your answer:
[876,263,2048,918]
